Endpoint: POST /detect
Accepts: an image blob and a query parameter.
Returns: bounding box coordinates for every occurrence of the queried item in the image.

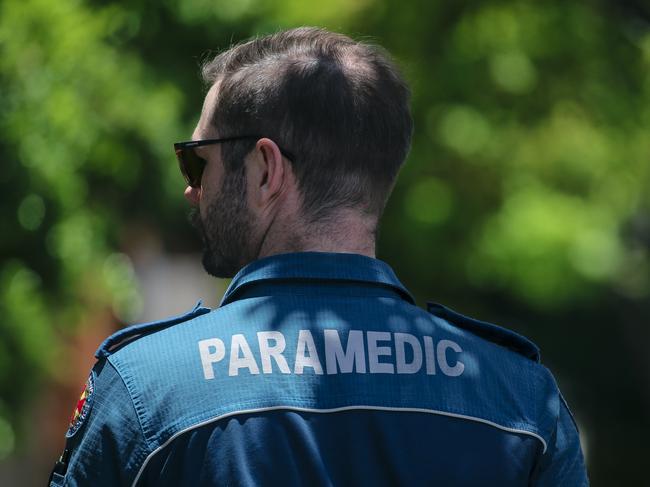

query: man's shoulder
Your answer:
[425,302,569,446]
[425,301,563,402]
[426,302,541,363]
[94,301,213,360]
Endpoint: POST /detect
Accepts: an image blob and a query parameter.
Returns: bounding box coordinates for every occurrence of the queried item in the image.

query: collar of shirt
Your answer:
[219,252,416,307]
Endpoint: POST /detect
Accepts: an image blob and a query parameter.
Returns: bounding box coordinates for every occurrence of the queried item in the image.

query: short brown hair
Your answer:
[202,27,413,220]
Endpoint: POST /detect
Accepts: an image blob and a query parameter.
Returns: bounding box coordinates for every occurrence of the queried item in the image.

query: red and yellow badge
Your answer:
[66,372,95,438]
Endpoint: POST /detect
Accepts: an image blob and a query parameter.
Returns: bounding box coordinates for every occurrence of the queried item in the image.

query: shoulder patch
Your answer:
[427,302,541,362]
[66,371,95,438]
[95,301,211,359]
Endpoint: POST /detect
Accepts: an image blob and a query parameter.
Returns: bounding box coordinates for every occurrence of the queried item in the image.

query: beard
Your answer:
[189,168,255,278]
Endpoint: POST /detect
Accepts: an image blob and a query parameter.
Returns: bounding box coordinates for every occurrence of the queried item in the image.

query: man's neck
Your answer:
[257,209,377,259]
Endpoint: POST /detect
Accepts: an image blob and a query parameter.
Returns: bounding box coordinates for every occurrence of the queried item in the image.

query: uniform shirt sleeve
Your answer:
[56,359,150,487]
[533,396,589,486]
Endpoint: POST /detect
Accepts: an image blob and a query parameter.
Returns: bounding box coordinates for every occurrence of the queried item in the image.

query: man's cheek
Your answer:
[188,209,201,229]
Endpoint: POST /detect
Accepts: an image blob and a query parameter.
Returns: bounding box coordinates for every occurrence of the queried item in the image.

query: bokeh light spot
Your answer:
[103,253,142,322]
[404,177,454,225]
[17,194,46,231]
[569,229,623,281]
[490,51,537,94]
[0,416,15,460]
[438,106,491,157]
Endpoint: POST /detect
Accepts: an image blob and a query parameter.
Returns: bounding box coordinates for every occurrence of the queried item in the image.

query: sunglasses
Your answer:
[174,136,294,188]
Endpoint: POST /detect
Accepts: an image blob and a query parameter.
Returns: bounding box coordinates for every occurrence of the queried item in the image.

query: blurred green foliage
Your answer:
[1,0,648,484]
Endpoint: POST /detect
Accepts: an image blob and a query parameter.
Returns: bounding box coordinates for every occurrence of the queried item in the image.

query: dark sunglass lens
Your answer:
[175,149,191,185]
[176,147,205,188]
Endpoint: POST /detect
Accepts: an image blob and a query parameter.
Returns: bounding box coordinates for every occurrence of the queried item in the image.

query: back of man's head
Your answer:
[201,27,413,222]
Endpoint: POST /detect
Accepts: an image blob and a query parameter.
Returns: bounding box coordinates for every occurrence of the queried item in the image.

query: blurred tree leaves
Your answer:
[0,0,648,483]
[0,0,183,451]
[384,2,649,309]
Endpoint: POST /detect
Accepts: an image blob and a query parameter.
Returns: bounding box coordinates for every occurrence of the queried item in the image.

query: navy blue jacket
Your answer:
[51,252,588,486]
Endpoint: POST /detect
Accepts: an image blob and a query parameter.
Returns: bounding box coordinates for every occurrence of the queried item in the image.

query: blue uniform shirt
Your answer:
[51,252,589,486]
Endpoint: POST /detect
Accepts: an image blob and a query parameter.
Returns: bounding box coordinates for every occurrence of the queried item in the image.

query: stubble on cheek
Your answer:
[188,207,207,244]
[187,173,255,278]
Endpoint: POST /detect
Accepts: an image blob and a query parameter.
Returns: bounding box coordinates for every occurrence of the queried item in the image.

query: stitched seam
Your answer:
[171,397,541,439]
[236,292,405,300]
[106,358,154,473]
[226,287,411,304]
[531,360,538,450]
[131,404,547,486]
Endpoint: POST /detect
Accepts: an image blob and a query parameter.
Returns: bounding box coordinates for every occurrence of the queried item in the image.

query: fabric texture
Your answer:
[53,252,589,486]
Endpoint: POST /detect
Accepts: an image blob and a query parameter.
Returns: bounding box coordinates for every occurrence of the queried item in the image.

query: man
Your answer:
[50,27,588,486]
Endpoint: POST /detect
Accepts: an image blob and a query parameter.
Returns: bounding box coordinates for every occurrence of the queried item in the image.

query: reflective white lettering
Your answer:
[229,334,260,376]
[324,329,366,374]
[367,331,394,374]
[294,330,323,374]
[437,339,465,376]
[395,332,422,374]
[198,338,225,380]
[423,336,436,375]
[199,330,468,379]
[257,331,290,374]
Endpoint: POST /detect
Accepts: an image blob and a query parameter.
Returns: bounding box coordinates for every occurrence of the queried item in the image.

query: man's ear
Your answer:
[247,137,287,209]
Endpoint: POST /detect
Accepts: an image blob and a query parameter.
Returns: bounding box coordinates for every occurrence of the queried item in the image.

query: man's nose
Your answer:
[184,186,201,206]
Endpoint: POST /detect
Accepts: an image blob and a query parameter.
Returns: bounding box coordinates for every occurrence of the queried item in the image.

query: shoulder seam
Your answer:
[105,357,155,482]
[426,302,541,362]
[96,304,211,358]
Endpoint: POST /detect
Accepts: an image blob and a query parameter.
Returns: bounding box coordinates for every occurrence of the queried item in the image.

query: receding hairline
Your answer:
[201,28,384,88]
[194,81,222,139]
[200,42,387,141]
